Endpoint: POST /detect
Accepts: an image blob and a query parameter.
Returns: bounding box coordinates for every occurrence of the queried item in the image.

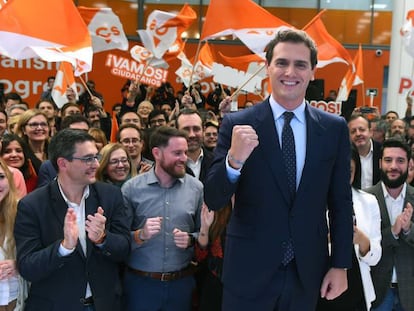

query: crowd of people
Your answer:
[0,28,413,311]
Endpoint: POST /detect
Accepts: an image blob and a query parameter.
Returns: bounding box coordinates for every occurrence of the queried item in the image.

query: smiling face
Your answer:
[380,147,409,189]
[154,137,188,179]
[1,140,25,169]
[23,114,49,143]
[266,41,315,110]
[64,141,99,186]
[106,148,130,183]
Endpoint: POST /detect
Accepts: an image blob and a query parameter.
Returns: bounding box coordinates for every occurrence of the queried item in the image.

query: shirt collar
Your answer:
[269,95,306,124]
[381,181,406,200]
[146,167,185,186]
[57,180,90,205]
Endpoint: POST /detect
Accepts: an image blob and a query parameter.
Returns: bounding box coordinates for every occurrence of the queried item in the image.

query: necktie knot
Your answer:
[283,111,294,124]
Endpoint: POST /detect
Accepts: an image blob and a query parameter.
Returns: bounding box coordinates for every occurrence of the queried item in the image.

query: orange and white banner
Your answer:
[0,0,92,76]
[303,10,353,69]
[138,3,196,59]
[51,62,79,108]
[105,54,168,88]
[336,44,364,102]
[201,0,291,42]
[175,42,214,87]
[78,7,128,53]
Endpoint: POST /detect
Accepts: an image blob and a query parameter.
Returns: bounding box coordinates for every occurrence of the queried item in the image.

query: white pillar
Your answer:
[386,0,414,116]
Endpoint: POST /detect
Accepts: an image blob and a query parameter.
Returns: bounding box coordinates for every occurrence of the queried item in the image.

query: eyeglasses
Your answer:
[121,138,141,144]
[150,118,166,125]
[205,132,218,137]
[26,122,48,129]
[108,157,129,166]
[70,154,102,165]
[123,118,140,124]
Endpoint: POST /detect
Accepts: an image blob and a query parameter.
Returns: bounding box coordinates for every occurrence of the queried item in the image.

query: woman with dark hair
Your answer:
[14,109,50,174]
[317,145,382,311]
[0,133,38,193]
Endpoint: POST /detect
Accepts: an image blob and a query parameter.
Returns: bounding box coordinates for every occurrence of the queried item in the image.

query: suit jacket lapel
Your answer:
[49,180,87,259]
[85,186,99,259]
[295,105,324,197]
[373,183,391,229]
[254,101,291,204]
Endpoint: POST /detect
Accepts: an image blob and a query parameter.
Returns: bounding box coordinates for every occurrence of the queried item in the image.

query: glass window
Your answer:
[262,0,318,9]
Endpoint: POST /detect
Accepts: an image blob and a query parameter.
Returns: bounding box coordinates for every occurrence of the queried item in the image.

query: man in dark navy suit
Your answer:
[204,29,353,311]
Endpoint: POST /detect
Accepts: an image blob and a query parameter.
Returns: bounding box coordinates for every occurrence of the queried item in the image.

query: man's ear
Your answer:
[56,157,68,170]
[152,147,160,161]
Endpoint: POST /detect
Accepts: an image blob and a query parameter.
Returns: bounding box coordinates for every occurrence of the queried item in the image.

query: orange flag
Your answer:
[200,0,291,41]
[303,10,353,68]
[336,44,364,102]
[218,52,264,72]
[110,112,119,143]
[138,3,196,59]
[51,62,78,108]
[0,0,92,76]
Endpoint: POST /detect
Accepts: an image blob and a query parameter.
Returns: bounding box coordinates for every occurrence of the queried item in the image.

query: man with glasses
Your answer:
[203,120,219,152]
[37,115,91,188]
[14,129,131,311]
[117,123,153,175]
[148,110,168,128]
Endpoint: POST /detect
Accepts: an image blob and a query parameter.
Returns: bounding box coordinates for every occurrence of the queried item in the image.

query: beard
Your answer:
[380,169,408,188]
[160,160,186,179]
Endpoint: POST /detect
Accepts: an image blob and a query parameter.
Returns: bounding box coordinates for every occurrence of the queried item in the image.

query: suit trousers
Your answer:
[222,260,319,311]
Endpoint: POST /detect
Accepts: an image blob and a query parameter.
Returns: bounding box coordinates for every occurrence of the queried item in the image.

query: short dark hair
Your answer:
[348,113,370,128]
[176,108,202,128]
[149,126,188,151]
[60,114,90,130]
[380,138,411,160]
[61,102,80,117]
[116,123,142,142]
[265,29,318,69]
[48,129,95,171]
[148,110,168,122]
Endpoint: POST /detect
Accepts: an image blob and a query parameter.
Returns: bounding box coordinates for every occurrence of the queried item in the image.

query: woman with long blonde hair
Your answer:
[0,158,19,310]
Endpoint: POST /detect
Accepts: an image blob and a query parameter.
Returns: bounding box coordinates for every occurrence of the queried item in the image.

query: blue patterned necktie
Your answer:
[281,111,295,265]
[282,111,296,198]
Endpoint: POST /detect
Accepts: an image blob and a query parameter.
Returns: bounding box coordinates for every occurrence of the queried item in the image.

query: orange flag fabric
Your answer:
[303,10,353,68]
[138,3,196,59]
[110,112,119,143]
[51,62,79,108]
[0,0,92,76]
[200,0,291,41]
[336,44,364,102]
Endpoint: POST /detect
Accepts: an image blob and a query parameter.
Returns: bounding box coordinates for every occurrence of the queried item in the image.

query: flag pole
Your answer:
[361,83,366,107]
[188,40,203,90]
[230,64,266,100]
[78,75,94,98]
[134,57,153,85]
